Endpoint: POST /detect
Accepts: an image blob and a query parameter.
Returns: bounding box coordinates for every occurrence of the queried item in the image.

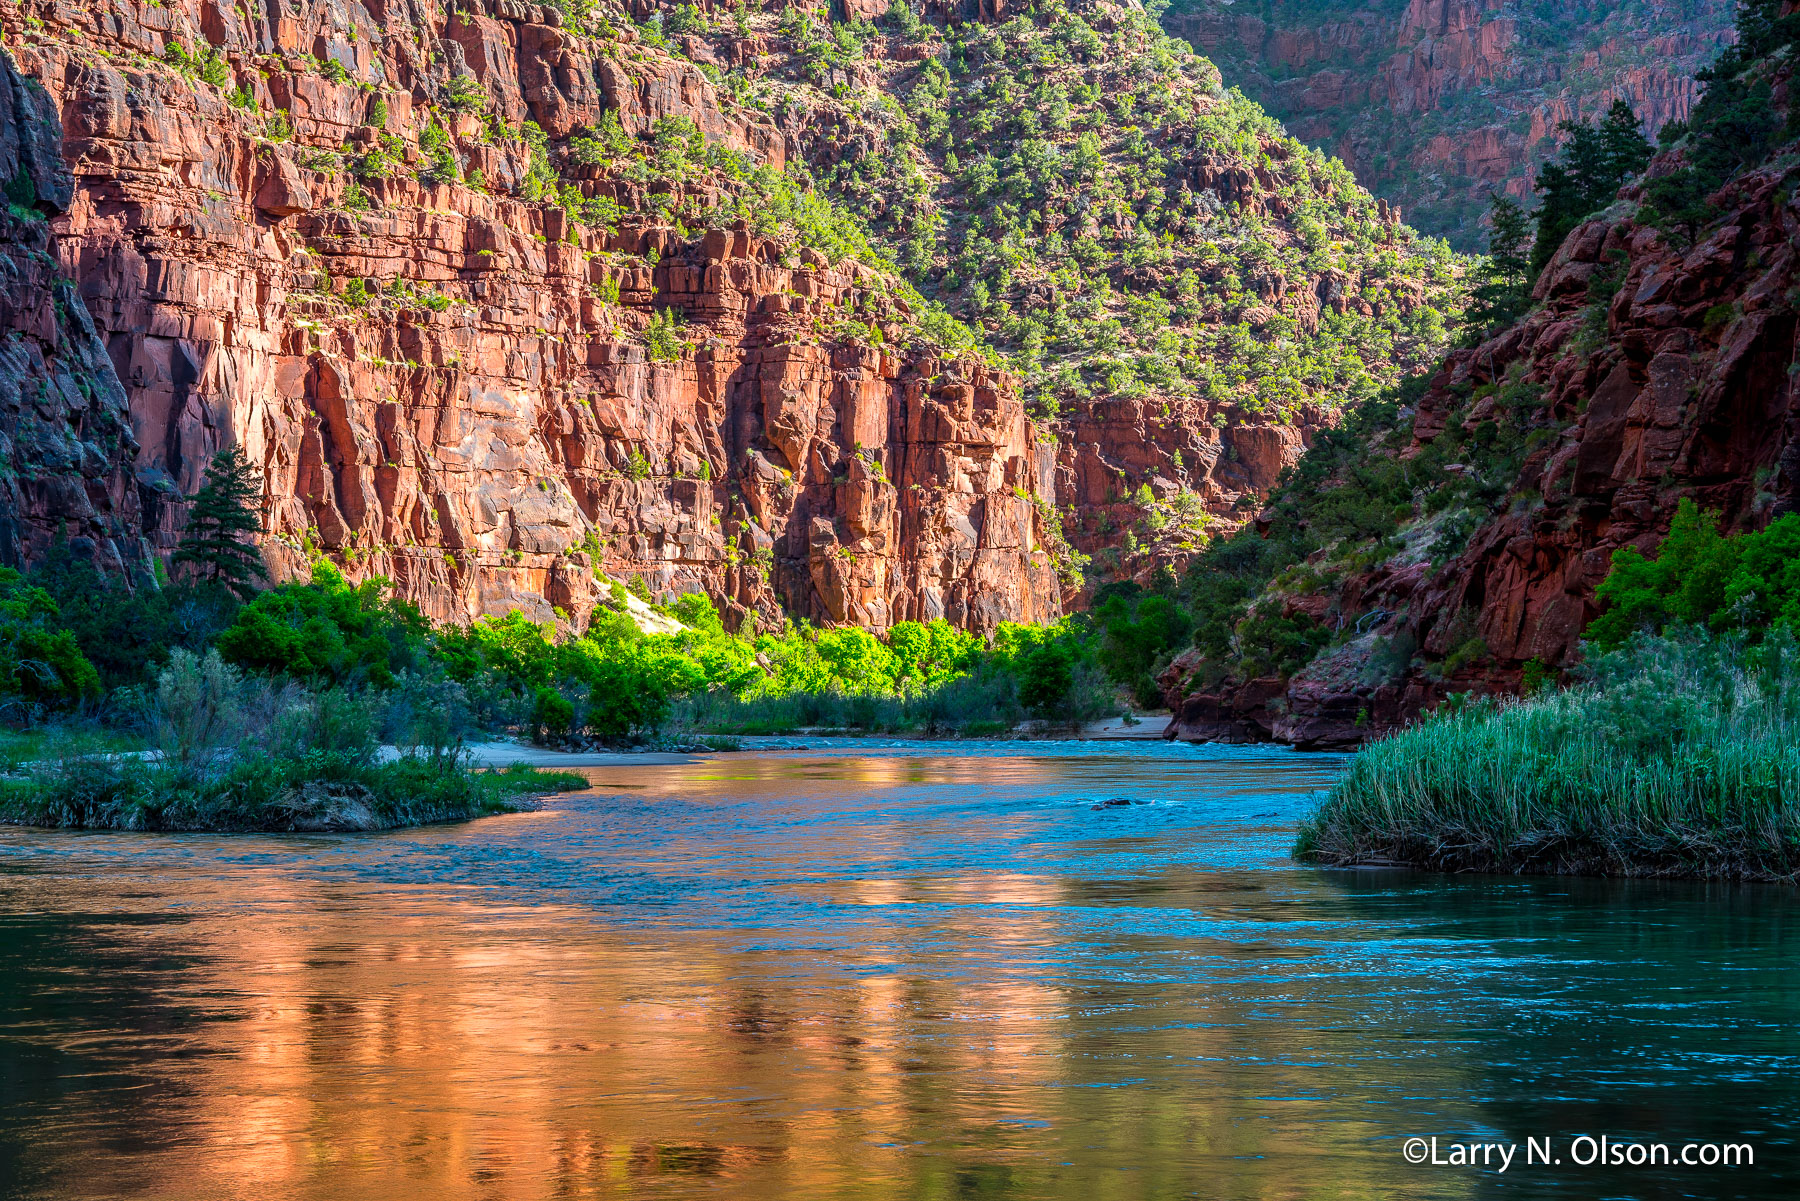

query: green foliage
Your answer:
[1530,100,1652,277]
[367,96,389,129]
[1093,583,1192,706]
[1639,0,1796,244]
[215,564,430,688]
[444,73,485,113]
[198,48,231,89]
[0,569,100,713]
[173,446,264,596]
[789,3,1463,418]
[1464,193,1532,340]
[4,166,37,220]
[1233,605,1329,680]
[1588,499,1800,648]
[642,307,686,362]
[1015,638,1074,718]
[665,3,706,34]
[418,119,459,183]
[28,548,236,690]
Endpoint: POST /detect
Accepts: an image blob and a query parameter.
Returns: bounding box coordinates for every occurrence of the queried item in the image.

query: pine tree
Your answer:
[173,446,264,596]
[1465,193,1533,339]
[1530,101,1652,276]
[1597,99,1653,183]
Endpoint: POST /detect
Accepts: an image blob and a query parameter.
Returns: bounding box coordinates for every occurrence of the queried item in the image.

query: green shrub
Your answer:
[0,569,100,714]
[444,73,484,113]
[642,308,685,362]
[1587,500,1800,649]
[215,564,430,687]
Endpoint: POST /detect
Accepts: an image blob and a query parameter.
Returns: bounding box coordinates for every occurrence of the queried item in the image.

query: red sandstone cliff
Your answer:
[1164,141,1800,747]
[1,0,1062,632]
[0,0,1458,635]
[1166,0,1737,246]
[0,49,143,577]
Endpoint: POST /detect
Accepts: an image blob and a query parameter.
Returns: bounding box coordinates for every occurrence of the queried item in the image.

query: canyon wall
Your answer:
[0,0,1465,632]
[1164,144,1800,747]
[1165,0,1738,248]
[0,49,145,578]
[1,0,1062,631]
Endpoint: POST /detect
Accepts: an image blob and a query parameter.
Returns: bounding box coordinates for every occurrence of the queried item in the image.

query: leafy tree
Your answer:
[1016,639,1074,718]
[29,548,237,689]
[1588,500,1800,648]
[0,569,100,712]
[1094,583,1192,706]
[215,564,430,687]
[173,446,264,597]
[1639,1,1793,244]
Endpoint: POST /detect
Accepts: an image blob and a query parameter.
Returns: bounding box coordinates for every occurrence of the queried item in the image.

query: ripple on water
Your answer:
[0,741,1793,1201]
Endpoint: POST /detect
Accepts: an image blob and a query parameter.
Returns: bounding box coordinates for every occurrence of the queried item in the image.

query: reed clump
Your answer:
[1296,630,1800,880]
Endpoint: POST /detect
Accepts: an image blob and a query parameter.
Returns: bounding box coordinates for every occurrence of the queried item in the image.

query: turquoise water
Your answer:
[0,741,1792,1199]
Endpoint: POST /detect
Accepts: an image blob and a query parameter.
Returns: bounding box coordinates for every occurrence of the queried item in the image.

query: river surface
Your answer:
[0,741,1793,1200]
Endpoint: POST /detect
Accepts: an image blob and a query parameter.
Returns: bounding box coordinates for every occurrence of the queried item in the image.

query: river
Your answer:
[0,742,1793,1199]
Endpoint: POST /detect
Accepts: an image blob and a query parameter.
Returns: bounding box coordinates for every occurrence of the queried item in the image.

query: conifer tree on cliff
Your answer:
[1465,193,1533,340]
[1530,99,1653,277]
[173,446,264,597]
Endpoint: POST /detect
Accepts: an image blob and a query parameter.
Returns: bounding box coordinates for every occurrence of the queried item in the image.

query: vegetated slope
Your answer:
[0,0,1463,633]
[1163,0,1738,250]
[1160,0,1800,746]
[1,0,1069,634]
[703,0,1463,583]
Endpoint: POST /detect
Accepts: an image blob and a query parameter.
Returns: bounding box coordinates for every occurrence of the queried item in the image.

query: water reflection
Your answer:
[0,743,1792,1199]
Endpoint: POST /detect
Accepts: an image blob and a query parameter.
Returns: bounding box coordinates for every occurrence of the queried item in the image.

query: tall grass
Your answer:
[1296,631,1800,880]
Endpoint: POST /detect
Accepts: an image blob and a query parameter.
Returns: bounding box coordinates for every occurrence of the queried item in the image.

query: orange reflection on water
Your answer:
[0,748,1488,1201]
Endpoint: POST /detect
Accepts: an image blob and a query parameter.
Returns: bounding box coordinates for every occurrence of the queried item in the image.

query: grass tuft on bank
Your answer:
[1295,631,1800,880]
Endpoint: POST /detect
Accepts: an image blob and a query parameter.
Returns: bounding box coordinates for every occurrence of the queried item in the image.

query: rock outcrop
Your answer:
[0,47,144,577]
[1166,0,1738,248]
[1164,141,1800,747]
[3,0,1062,631]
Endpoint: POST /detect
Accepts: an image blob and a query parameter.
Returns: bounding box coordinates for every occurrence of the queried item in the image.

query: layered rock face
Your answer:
[0,50,144,577]
[0,0,1465,633]
[1403,173,1800,673]
[1164,148,1800,747]
[3,0,1061,631]
[1165,0,1738,248]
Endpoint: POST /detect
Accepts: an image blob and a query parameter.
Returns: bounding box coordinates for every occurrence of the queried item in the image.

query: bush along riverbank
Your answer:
[0,650,585,833]
[0,454,1149,753]
[1297,504,1800,881]
[0,449,1164,835]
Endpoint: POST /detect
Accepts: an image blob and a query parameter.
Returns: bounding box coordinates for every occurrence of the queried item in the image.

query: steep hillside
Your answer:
[1164,0,1738,249]
[0,0,1460,631]
[704,0,1462,582]
[1160,0,1800,746]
